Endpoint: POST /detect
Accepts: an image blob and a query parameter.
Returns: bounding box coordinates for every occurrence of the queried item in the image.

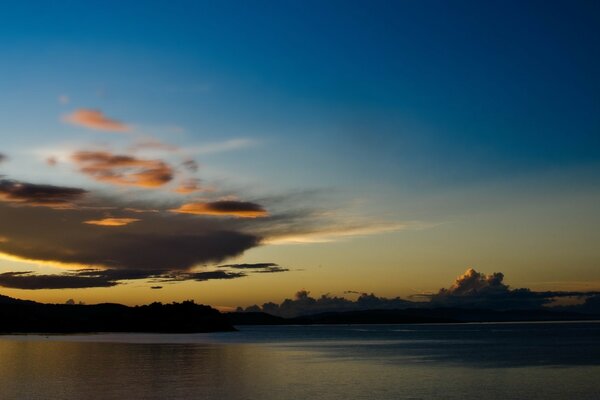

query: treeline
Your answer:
[0,295,234,333]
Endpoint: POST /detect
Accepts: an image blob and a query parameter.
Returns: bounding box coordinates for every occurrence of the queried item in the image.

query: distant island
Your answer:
[227,307,600,326]
[0,294,235,334]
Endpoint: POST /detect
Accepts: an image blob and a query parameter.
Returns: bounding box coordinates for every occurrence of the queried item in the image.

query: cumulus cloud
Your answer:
[240,290,414,318]
[83,218,141,227]
[171,200,268,218]
[72,151,174,188]
[239,268,600,316]
[419,268,600,310]
[0,179,87,209]
[63,109,129,132]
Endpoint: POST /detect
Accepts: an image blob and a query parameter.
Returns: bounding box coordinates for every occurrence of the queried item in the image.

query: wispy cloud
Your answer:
[63,109,130,132]
[188,138,256,155]
[264,222,419,244]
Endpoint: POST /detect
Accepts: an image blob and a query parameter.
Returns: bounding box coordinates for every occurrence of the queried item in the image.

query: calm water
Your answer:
[1,322,599,400]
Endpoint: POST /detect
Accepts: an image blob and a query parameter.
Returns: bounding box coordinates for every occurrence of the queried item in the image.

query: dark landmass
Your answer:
[227,307,600,325]
[0,294,235,333]
[2,292,597,334]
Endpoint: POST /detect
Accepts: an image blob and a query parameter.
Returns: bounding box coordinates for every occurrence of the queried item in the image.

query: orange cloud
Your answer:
[171,200,268,218]
[63,109,130,132]
[83,218,141,227]
[72,151,173,188]
[175,179,203,194]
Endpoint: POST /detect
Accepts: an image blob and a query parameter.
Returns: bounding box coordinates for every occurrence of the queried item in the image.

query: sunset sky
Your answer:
[0,0,599,309]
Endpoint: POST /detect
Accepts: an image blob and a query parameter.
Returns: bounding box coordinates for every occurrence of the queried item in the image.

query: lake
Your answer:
[1,321,599,399]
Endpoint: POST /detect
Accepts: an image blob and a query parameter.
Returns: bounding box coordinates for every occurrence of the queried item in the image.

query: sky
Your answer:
[0,0,599,309]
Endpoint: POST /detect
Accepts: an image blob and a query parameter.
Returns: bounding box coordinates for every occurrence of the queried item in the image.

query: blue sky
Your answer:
[0,1,598,306]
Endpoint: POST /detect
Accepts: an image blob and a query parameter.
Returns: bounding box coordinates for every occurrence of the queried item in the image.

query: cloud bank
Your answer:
[239,268,600,317]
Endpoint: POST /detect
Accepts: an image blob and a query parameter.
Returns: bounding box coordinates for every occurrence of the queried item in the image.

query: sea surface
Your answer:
[0,321,599,400]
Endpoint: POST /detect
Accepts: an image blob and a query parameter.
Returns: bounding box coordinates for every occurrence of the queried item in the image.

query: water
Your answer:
[0,322,599,399]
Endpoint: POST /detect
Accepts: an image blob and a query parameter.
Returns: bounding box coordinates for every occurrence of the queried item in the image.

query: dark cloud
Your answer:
[240,269,600,317]
[72,151,174,188]
[158,270,247,282]
[182,159,199,172]
[241,290,414,318]
[0,179,87,209]
[254,266,289,273]
[0,267,252,290]
[426,268,549,309]
[0,196,262,273]
[0,271,118,289]
[171,200,268,218]
[218,263,278,270]
[217,263,289,273]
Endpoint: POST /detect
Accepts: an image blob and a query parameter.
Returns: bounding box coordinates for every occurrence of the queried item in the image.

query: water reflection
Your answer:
[0,322,599,400]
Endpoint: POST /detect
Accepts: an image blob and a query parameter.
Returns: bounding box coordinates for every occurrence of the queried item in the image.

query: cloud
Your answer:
[160,270,247,282]
[0,267,255,290]
[0,179,87,209]
[128,138,179,152]
[83,218,141,227]
[175,179,203,194]
[240,268,600,316]
[188,138,256,155]
[63,109,129,132]
[240,290,414,318]
[72,151,174,188]
[0,271,118,289]
[171,200,268,218]
[0,194,262,273]
[423,268,600,310]
[218,263,288,273]
[218,262,278,269]
[182,159,199,172]
[46,157,58,166]
[0,153,7,164]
